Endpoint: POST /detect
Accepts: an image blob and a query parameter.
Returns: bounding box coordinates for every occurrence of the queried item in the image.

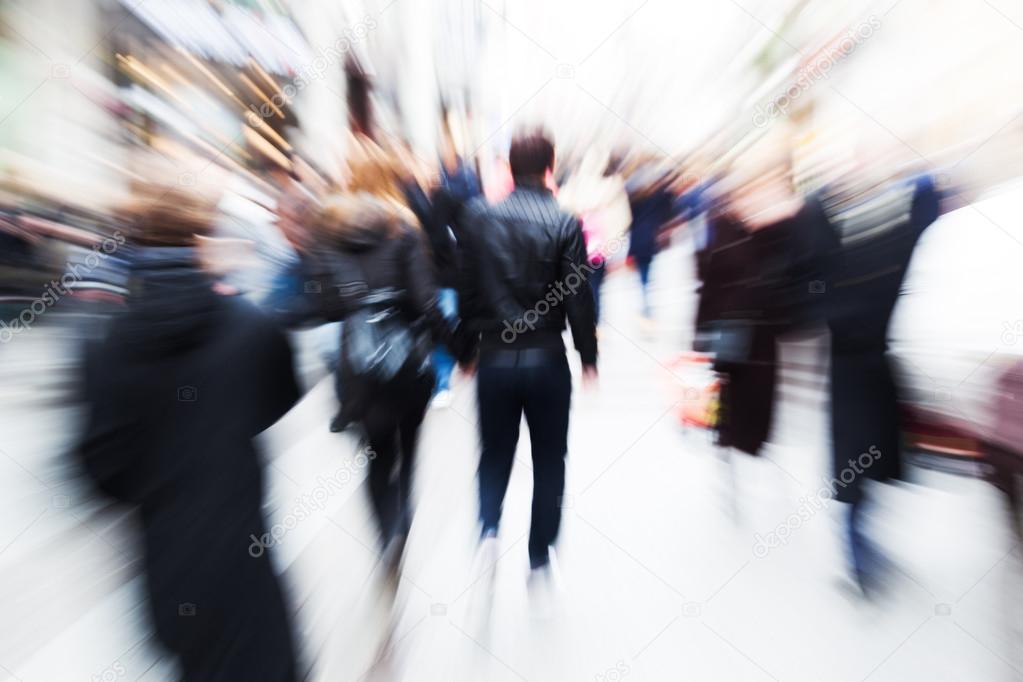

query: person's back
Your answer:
[458,131,597,578]
[77,190,300,681]
[304,192,457,582]
[815,174,941,593]
[460,182,597,364]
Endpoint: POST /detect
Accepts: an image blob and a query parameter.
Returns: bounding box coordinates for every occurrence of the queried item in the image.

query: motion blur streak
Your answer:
[1,0,1022,680]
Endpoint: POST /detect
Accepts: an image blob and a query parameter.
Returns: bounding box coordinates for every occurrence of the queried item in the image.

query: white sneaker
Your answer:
[466,531,500,623]
[528,550,564,619]
[431,389,453,409]
[473,530,500,585]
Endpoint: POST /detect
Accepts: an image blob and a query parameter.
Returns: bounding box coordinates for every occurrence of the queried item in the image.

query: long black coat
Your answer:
[818,176,940,503]
[77,248,300,681]
[696,214,781,456]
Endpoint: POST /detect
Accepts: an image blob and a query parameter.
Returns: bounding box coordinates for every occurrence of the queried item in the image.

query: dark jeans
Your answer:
[636,257,653,316]
[847,495,885,592]
[431,288,458,393]
[360,368,434,546]
[477,349,572,568]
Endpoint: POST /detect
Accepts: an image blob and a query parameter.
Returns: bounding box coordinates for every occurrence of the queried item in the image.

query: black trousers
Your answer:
[477,349,572,568]
[358,367,434,546]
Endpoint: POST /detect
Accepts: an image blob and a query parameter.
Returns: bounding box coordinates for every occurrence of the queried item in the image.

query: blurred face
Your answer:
[268,168,291,190]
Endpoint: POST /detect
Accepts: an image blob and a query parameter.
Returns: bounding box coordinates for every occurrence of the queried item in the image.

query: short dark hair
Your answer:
[509,130,554,178]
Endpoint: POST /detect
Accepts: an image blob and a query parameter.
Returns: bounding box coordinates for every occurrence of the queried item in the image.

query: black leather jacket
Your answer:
[457,182,597,365]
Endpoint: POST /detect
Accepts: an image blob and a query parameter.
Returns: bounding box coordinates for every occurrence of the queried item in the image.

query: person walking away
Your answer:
[306,192,462,583]
[404,149,481,409]
[626,165,676,321]
[77,187,301,681]
[694,205,784,516]
[458,131,598,591]
[816,173,940,595]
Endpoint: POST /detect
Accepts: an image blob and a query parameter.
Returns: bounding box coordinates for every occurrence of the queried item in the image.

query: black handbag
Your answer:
[331,251,431,385]
[343,289,430,383]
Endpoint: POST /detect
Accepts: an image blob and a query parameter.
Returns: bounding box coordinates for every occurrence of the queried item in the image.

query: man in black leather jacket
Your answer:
[458,131,598,574]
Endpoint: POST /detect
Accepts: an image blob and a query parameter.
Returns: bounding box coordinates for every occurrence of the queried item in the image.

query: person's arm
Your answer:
[559,216,598,371]
[254,322,301,434]
[76,342,149,503]
[402,227,466,360]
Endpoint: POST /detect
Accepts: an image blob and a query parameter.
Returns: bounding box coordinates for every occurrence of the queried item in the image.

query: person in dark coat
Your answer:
[817,174,941,593]
[696,209,780,457]
[306,193,462,577]
[627,171,675,319]
[76,188,301,681]
[423,156,482,405]
[457,131,598,579]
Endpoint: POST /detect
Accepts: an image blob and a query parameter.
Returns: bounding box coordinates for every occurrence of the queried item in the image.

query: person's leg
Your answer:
[396,371,434,535]
[637,258,652,317]
[590,261,605,324]
[477,363,522,535]
[521,356,572,568]
[847,493,882,593]
[331,327,356,432]
[362,405,401,546]
[431,288,457,397]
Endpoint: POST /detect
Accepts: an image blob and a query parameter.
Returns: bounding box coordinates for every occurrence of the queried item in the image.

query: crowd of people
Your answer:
[72,130,601,680]
[40,120,1016,680]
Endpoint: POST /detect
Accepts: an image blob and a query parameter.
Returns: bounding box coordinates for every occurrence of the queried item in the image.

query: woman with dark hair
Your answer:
[77,186,301,681]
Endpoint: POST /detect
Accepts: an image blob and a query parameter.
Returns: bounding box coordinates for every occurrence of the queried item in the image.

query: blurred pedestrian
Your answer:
[458,130,598,589]
[695,207,780,510]
[626,165,676,320]
[401,143,481,409]
[77,186,301,681]
[307,192,462,583]
[817,174,941,595]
